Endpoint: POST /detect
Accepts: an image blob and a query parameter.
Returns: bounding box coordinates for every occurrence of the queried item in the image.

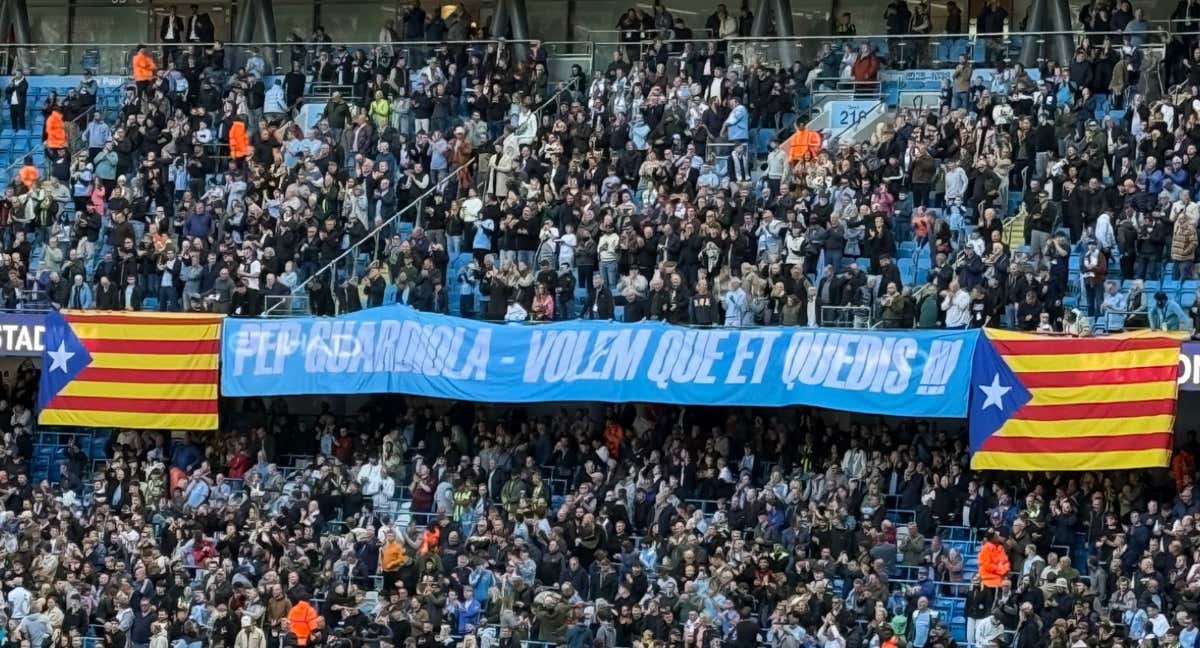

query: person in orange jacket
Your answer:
[132,46,158,97]
[286,594,320,646]
[784,127,823,163]
[228,119,250,159]
[977,530,1012,589]
[17,157,38,189]
[44,109,67,151]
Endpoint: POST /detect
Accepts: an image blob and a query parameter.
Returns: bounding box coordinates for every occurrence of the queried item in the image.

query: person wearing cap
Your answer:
[234,616,266,648]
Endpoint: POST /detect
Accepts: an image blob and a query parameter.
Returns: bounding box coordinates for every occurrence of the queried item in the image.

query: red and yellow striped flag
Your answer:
[38,310,222,430]
[970,329,1185,471]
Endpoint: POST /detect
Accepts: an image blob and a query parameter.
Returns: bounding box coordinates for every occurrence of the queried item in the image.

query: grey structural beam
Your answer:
[1018,0,1047,68]
[0,0,34,72]
[1019,0,1074,69]
[490,0,531,62]
[234,0,279,69]
[749,0,796,69]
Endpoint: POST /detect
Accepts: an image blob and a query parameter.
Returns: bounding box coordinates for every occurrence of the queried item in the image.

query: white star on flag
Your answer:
[978,373,1012,411]
[47,341,75,374]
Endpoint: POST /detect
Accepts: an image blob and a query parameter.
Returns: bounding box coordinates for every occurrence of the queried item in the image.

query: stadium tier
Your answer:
[0,3,1197,648]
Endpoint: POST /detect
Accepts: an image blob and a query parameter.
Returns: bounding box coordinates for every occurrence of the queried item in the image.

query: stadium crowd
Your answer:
[0,1,1198,333]
[0,2,1199,647]
[2,394,1200,648]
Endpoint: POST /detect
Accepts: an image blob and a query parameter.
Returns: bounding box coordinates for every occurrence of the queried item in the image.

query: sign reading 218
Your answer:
[830,100,876,128]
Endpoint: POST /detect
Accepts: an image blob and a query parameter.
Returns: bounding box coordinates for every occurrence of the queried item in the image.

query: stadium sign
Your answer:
[1178,341,1200,390]
[0,313,44,356]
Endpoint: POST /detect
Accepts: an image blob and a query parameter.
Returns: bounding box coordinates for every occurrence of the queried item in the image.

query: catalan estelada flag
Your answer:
[37,310,222,430]
[969,329,1185,471]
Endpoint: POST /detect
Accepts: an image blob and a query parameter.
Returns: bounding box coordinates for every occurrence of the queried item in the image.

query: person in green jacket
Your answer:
[913,282,941,328]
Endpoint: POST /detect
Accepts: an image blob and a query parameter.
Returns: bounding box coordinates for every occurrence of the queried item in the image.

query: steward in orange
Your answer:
[977,531,1012,588]
[228,119,250,167]
[132,46,158,97]
[784,124,823,162]
[286,595,320,646]
[44,109,67,150]
[18,157,38,189]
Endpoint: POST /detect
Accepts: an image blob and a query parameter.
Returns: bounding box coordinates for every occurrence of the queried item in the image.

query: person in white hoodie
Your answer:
[941,279,971,328]
[841,442,867,480]
[357,456,387,506]
[943,158,969,205]
[1094,210,1116,254]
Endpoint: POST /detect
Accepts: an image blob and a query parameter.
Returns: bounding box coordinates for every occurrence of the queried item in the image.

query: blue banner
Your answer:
[221,306,980,417]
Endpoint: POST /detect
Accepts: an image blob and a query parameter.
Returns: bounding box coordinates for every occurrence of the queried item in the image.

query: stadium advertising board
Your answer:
[1178,341,1200,390]
[0,313,45,357]
[221,305,978,416]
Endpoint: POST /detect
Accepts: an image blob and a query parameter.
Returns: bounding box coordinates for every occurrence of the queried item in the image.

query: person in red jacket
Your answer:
[851,43,880,93]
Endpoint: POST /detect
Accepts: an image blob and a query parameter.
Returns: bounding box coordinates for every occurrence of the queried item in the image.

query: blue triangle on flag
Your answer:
[968,336,1033,454]
[37,311,93,412]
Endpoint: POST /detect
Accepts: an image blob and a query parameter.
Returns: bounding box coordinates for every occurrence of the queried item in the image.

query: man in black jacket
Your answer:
[129,586,156,648]
[229,280,261,317]
[95,276,119,311]
[619,287,648,322]
[160,7,184,65]
[120,274,144,311]
[584,274,614,320]
[6,71,27,131]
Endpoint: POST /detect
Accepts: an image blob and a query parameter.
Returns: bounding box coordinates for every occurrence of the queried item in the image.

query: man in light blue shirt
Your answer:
[723,278,751,327]
[264,80,288,119]
[697,164,722,190]
[82,112,110,158]
[910,596,933,648]
[245,47,266,79]
[1181,614,1197,648]
[723,95,749,143]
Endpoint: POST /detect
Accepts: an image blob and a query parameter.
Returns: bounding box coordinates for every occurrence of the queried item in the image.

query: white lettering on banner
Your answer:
[645,329,739,389]
[230,319,491,381]
[916,339,963,395]
[524,329,652,383]
[780,331,918,394]
[227,320,970,398]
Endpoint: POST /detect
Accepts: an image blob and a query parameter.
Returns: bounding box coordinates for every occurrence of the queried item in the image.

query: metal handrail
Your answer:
[263,78,582,317]
[0,28,1183,51]
[0,29,1179,76]
[2,109,92,183]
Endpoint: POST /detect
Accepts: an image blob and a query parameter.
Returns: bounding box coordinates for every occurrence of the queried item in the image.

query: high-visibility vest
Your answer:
[45,110,67,149]
[132,52,157,82]
[228,121,250,159]
[785,128,823,162]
